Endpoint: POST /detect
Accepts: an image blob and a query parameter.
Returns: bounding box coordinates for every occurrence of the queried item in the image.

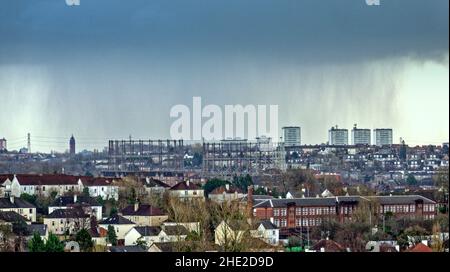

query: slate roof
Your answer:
[0,197,35,209]
[109,246,147,252]
[47,208,89,219]
[134,226,161,236]
[144,178,170,188]
[50,196,101,207]
[0,211,26,223]
[253,197,338,208]
[210,185,243,195]
[150,242,175,252]
[311,239,346,252]
[121,204,166,216]
[27,224,47,236]
[370,195,436,205]
[170,181,201,191]
[99,214,135,225]
[259,220,278,230]
[162,225,189,236]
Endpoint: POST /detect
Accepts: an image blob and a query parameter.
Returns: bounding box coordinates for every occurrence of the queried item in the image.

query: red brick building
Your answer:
[252,195,437,229]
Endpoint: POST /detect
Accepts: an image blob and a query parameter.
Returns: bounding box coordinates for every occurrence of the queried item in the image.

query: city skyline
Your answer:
[0,0,449,152]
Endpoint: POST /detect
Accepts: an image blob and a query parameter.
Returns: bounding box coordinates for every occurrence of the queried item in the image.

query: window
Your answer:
[273,209,280,216]
[280,208,287,216]
[317,208,321,215]
[302,208,307,216]
[184,190,188,196]
[274,219,280,227]
[43,186,46,191]
[52,221,55,226]
[281,219,287,227]
[296,218,301,227]
[310,208,315,215]
[296,208,301,216]
[29,209,33,213]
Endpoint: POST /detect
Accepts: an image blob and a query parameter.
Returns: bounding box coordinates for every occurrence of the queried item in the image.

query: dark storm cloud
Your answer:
[0,0,448,64]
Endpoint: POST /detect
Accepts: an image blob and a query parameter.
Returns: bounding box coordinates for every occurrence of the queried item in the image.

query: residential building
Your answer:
[8,174,83,198]
[143,177,170,196]
[81,177,119,200]
[169,180,205,201]
[48,195,103,220]
[0,196,36,222]
[251,220,279,245]
[374,129,393,146]
[310,239,347,252]
[282,127,301,146]
[124,226,162,246]
[44,208,90,235]
[328,126,348,145]
[351,125,371,145]
[99,214,136,241]
[26,224,49,241]
[120,202,168,226]
[208,184,246,203]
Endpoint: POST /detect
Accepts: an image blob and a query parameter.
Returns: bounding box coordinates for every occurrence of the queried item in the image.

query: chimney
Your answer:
[247,185,254,218]
[134,201,139,212]
[74,194,77,203]
[225,184,230,191]
[186,180,190,187]
[10,196,14,204]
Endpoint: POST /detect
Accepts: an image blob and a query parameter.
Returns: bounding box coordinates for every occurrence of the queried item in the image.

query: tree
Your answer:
[82,187,90,197]
[406,174,417,186]
[135,236,148,250]
[20,193,37,206]
[75,229,94,252]
[45,233,64,252]
[106,225,117,246]
[28,232,46,252]
[203,178,229,195]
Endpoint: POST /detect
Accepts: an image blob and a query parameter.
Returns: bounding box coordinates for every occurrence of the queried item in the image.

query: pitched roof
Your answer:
[0,211,27,223]
[121,204,166,216]
[0,197,35,209]
[311,239,346,252]
[150,242,176,252]
[253,197,338,208]
[370,195,436,205]
[47,208,89,219]
[170,181,201,191]
[134,226,161,236]
[99,214,135,225]
[259,220,278,230]
[162,225,189,236]
[144,178,170,188]
[210,185,243,195]
[50,196,101,207]
[81,177,115,187]
[406,243,433,252]
[12,174,81,185]
[109,246,147,252]
[26,224,47,236]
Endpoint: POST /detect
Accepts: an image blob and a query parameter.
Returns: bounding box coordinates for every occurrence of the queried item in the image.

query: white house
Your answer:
[9,174,83,198]
[251,220,279,246]
[0,196,36,222]
[81,177,119,201]
[124,226,162,246]
[0,176,12,197]
[169,180,205,201]
[44,208,90,235]
[48,195,103,220]
[208,184,246,203]
[99,214,136,240]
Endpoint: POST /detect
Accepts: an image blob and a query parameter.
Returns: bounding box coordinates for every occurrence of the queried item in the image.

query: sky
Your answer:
[0,0,448,152]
